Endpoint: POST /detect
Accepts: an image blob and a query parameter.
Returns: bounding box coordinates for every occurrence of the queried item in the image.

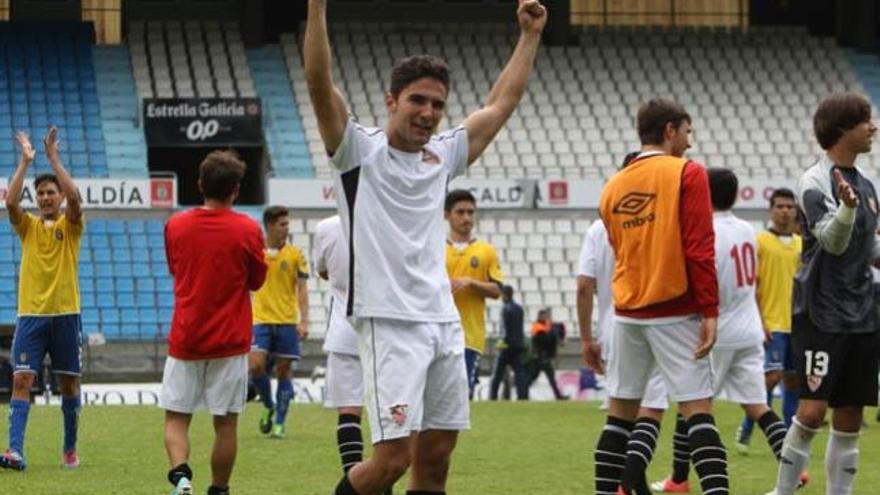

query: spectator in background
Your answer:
[489,286,528,400]
[528,308,568,400]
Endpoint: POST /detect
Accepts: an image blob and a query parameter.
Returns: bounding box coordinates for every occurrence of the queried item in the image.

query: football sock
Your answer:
[8,399,30,455]
[253,374,273,410]
[774,417,818,495]
[595,416,633,494]
[275,378,294,425]
[757,410,787,459]
[61,395,81,452]
[687,414,728,495]
[168,462,193,487]
[337,414,364,473]
[621,417,660,495]
[825,428,859,495]
[671,413,691,483]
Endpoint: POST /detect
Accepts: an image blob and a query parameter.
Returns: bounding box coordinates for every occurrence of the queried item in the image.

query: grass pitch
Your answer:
[1,400,879,494]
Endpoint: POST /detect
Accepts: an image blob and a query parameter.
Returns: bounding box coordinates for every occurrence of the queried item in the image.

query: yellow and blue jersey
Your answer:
[446,239,503,354]
[252,244,309,324]
[14,212,83,316]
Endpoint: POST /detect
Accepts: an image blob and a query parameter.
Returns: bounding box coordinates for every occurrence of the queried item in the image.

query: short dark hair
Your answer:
[501,285,514,299]
[813,92,872,150]
[444,189,476,212]
[34,173,61,192]
[637,99,692,146]
[707,167,738,211]
[199,149,246,200]
[262,205,289,227]
[769,188,796,208]
[389,55,450,97]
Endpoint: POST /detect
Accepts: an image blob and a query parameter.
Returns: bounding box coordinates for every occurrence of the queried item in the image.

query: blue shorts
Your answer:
[11,315,83,375]
[464,348,481,392]
[251,324,301,360]
[764,331,794,372]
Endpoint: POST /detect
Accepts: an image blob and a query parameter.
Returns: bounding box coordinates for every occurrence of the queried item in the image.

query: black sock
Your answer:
[687,414,729,495]
[338,414,364,473]
[671,413,691,483]
[335,474,361,495]
[757,410,787,460]
[622,417,660,495]
[595,416,634,494]
[167,462,193,487]
[207,486,229,495]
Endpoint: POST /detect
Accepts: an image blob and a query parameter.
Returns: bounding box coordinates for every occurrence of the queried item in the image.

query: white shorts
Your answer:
[639,344,766,409]
[713,344,767,405]
[324,351,364,409]
[159,354,248,416]
[358,317,470,444]
[607,317,713,404]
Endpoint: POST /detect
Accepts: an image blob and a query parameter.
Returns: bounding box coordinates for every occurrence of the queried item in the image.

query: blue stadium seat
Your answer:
[102,308,119,324]
[136,278,155,292]
[96,278,114,293]
[135,292,154,308]
[93,248,111,262]
[0,291,16,308]
[147,235,164,249]
[120,323,139,338]
[116,277,134,292]
[80,292,95,308]
[90,234,109,248]
[0,308,16,324]
[79,262,94,278]
[96,293,115,309]
[133,263,150,277]
[95,262,113,277]
[151,262,168,277]
[113,249,131,262]
[114,284,134,304]
[147,220,164,235]
[138,308,157,324]
[157,278,173,293]
[114,263,132,277]
[82,308,99,325]
[158,292,174,308]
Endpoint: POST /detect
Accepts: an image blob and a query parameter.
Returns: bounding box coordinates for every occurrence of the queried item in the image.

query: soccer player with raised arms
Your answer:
[304,0,546,493]
[249,205,310,439]
[2,127,84,471]
[444,189,503,399]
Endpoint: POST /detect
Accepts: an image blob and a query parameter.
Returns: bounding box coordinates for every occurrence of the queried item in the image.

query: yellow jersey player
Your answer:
[249,206,309,439]
[444,189,503,399]
[2,128,84,470]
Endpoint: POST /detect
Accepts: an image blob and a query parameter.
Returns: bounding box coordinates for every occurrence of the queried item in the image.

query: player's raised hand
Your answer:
[43,126,60,162]
[582,339,604,375]
[694,316,717,359]
[517,0,547,35]
[15,132,35,165]
[834,168,859,208]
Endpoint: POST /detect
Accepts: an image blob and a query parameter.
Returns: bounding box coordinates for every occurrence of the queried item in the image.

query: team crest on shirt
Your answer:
[470,256,479,268]
[18,352,27,363]
[390,404,408,426]
[280,261,289,272]
[421,149,440,165]
[807,374,823,392]
[55,229,64,241]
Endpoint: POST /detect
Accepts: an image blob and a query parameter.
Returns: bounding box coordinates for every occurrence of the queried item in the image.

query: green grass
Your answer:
[1,401,880,494]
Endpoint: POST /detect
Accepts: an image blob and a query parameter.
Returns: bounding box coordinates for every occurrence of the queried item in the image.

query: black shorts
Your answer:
[792,313,880,408]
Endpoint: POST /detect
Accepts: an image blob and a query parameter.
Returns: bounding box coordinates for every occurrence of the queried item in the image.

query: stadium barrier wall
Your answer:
[0,177,177,209]
[269,178,795,211]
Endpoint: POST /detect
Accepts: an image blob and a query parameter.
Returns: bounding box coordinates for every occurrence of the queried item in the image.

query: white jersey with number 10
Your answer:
[713,210,764,349]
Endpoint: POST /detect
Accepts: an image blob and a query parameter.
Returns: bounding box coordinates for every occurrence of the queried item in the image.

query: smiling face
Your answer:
[35,180,63,220]
[385,77,448,152]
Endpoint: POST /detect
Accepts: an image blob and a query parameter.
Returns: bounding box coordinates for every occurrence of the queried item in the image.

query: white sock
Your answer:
[825,428,860,495]
[774,417,818,495]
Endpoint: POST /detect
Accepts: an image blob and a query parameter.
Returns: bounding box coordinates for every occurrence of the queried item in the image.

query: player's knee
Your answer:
[12,372,35,392]
[796,407,826,429]
[765,370,782,389]
[379,453,411,482]
[248,361,266,377]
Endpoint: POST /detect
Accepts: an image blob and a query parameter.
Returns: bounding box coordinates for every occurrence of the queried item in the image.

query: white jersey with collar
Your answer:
[330,118,469,323]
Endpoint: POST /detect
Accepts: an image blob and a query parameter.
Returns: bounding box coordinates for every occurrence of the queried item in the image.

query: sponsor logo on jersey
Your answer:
[613,192,657,229]
[470,256,479,268]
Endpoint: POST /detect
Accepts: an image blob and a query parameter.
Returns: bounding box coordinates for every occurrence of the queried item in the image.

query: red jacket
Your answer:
[165,208,267,360]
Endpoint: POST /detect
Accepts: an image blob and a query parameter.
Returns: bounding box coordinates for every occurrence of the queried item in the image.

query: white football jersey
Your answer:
[313,215,358,356]
[577,220,615,349]
[713,211,764,349]
[330,119,468,323]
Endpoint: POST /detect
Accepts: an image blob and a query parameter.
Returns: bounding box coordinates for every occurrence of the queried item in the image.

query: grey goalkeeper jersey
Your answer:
[794,156,880,334]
